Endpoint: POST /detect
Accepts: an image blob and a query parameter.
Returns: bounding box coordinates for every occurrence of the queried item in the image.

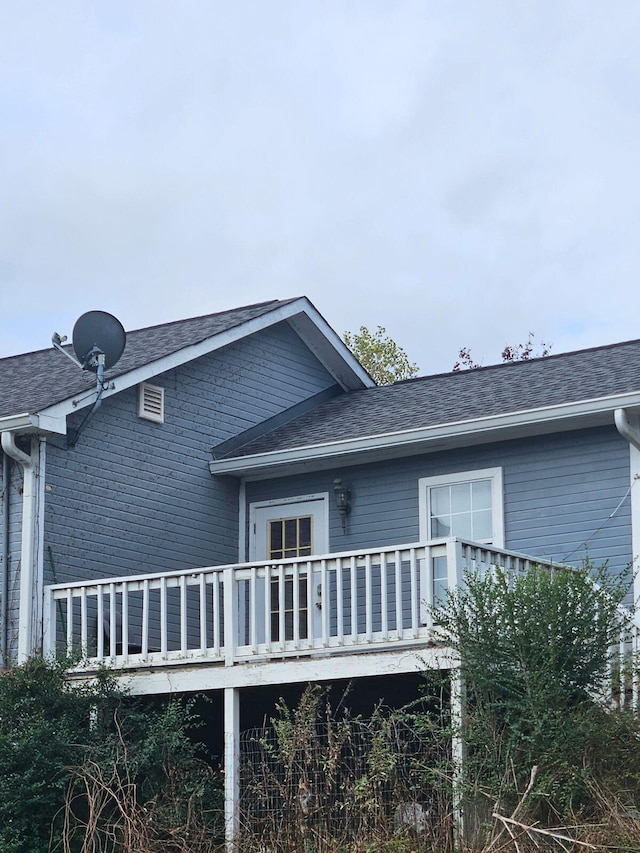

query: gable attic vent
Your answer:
[138,382,165,423]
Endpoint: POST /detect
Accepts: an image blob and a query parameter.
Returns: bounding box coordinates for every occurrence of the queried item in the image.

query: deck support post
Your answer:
[450,669,466,849]
[224,686,240,852]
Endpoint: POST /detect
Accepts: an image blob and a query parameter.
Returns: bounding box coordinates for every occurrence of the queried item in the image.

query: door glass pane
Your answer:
[269,521,283,560]
[299,517,312,550]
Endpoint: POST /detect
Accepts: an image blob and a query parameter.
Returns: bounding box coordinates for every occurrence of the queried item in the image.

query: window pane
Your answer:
[450,512,472,539]
[472,479,492,510]
[431,486,450,516]
[431,515,450,537]
[472,509,493,540]
[450,483,471,513]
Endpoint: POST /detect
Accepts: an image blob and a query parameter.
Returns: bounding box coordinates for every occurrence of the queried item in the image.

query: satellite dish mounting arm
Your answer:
[51,333,83,369]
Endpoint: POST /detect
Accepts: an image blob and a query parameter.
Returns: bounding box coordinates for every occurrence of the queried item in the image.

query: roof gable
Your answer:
[0,298,372,430]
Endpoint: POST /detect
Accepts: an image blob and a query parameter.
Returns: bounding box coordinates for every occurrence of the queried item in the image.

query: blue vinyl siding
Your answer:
[246,426,632,582]
[43,322,336,587]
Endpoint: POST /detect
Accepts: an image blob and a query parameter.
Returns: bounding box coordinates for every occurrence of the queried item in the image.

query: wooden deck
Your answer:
[42,537,599,693]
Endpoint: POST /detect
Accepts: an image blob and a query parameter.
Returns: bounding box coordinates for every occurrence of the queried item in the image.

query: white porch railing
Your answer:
[42,539,639,700]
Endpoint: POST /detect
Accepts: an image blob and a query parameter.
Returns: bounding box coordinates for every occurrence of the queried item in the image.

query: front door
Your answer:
[250,495,328,642]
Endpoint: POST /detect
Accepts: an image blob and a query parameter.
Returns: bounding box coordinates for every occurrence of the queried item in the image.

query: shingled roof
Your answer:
[218,336,640,460]
[0,299,294,419]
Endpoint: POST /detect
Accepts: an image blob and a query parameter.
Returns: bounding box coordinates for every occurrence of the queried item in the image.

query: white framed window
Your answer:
[418,468,504,547]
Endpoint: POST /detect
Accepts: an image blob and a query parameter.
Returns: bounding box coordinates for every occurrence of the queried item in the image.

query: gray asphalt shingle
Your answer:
[223,337,640,457]
[0,300,291,419]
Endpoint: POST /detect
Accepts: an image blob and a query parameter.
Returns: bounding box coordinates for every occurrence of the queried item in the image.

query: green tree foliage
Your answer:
[0,658,221,853]
[432,563,638,822]
[343,325,419,385]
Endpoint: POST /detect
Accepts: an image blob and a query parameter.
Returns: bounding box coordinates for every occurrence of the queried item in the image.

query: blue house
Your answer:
[1,295,639,840]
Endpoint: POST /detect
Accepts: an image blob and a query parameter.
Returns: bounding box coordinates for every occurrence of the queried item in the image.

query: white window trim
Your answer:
[249,493,329,560]
[418,467,504,547]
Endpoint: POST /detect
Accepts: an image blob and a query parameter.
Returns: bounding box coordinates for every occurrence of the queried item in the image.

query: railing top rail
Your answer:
[43,538,582,594]
[45,541,444,592]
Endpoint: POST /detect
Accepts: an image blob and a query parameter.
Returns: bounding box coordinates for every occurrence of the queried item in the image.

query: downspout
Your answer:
[1,431,38,662]
[615,408,640,451]
[1,448,8,667]
[614,408,640,618]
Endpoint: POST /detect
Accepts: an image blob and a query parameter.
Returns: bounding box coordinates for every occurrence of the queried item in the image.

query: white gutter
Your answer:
[1,431,39,661]
[211,390,640,477]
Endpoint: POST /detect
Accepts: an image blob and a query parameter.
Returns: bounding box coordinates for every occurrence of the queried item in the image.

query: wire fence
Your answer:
[239,702,453,853]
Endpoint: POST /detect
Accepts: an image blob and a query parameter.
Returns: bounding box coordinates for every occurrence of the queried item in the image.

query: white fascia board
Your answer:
[36,298,371,423]
[209,389,640,477]
[287,304,375,390]
[0,412,66,435]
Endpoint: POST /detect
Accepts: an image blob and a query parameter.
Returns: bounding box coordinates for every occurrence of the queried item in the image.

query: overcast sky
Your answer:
[2,2,640,375]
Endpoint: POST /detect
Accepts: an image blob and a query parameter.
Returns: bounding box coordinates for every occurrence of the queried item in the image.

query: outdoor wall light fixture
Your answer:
[333,478,351,531]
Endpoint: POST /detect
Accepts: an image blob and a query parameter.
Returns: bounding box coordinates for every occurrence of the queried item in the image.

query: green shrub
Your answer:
[0,658,222,853]
[432,562,640,821]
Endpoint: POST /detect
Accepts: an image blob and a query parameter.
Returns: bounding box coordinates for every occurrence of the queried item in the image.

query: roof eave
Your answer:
[209,390,640,480]
[0,412,67,435]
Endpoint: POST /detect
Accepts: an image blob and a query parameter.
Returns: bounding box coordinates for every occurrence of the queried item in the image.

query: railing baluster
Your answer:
[97,586,104,660]
[264,565,272,651]
[199,574,207,656]
[142,579,149,660]
[109,583,116,659]
[365,554,372,642]
[80,588,88,658]
[306,560,314,646]
[350,556,357,642]
[160,576,167,660]
[395,550,402,635]
[321,559,328,646]
[380,552,388,640]
[213,572,221,656]
[278,565,285,650]
[410,548,419,639]
[320,560,331,646]
[293,562,300,649]
[223,566,236,665]
[66,589,73,657]
[180,575,187,655]
[250,567,257,654]
[121,582,129,659]
[336,558,344,644]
